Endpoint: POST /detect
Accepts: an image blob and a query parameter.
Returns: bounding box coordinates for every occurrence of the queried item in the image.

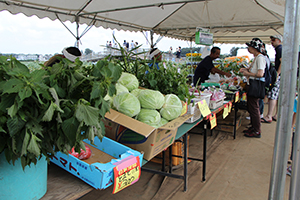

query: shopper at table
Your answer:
[193,47,231,86]
[240,38,266,138]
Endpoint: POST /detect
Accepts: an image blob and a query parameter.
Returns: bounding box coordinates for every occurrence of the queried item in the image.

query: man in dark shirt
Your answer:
[193,47,231,86]
[264,35,282,122]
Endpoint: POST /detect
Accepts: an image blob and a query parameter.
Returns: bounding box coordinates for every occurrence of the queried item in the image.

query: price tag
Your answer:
[228,102,232,113]
[113,156,141,194]
[235,92,240,103]
[198,100,211,117]
[223,104,229,119]
[180,102,188,116]
[242,92,247,101]
[209,113,217,129]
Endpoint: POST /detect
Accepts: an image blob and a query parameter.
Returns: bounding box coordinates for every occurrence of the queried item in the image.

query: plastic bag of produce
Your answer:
[118,72,139,92]
[113,92,141,117]
[136,108,161,127]
[160,94,182,121]
[138,89,165,109]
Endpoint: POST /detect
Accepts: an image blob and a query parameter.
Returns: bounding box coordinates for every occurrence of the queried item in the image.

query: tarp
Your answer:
[0,0,285,44]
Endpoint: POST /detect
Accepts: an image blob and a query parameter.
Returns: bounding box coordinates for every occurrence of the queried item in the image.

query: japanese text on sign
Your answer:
[113,156,141,194]
[198,100,211,117]
[235,92,239,103]
[209,113,217,129]
[223,104,229,119]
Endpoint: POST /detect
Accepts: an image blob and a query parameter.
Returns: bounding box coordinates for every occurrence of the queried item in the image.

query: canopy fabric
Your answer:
[0,0,285,44]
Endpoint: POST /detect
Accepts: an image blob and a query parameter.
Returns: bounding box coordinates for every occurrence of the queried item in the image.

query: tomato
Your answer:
[69,147,79,158]
[78,145,92,160]
[69,145,92,160]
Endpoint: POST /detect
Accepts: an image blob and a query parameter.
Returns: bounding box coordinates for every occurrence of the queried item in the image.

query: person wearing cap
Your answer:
[44,46,82,67]
[148,48,162,70]
[240,38,266,138]
[193,47,231,86]
[262,34,282,123]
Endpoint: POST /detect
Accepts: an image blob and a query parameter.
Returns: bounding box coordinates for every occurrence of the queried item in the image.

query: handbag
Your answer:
[247,78,265,99]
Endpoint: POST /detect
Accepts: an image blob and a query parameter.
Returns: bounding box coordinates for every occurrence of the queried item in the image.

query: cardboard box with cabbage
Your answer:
[104,72,184,128]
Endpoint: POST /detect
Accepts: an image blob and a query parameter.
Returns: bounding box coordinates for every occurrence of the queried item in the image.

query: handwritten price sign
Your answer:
[198,100,211,117]
[223,104,229,119]
[113,156,141,194]
[235,92,240,103]
[228,102,232,113]
[209,113,217,129]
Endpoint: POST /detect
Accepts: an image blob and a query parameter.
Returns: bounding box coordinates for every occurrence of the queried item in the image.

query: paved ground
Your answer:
[80,107,292,200]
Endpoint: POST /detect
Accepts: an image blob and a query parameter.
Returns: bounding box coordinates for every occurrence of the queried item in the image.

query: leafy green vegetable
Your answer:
[136,108,161,127]
[160,94,182,121]
[118,72,139,92]
[113,92,141,117]
[138,89,165,110]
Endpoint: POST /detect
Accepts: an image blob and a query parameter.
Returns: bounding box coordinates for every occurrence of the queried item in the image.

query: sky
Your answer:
[0,10,275,58]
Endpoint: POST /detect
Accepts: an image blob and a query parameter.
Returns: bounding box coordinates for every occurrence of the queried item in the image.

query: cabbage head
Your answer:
[136,109,161,127]
[118,72,139,92]
[113,92,141,117]
[138,89,165,109]
[104,83,129,106]
[131,88,143,98]
[156,118,169,128]
[160,94,182,121]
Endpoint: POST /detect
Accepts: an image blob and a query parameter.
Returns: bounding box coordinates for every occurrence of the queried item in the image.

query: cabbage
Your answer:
[138,89,165,109]
[113,93,141,117]
[160,94,182,121]
[118,72,139,92]
[131,88,143,98]
[104,83,129,106]
[136,109,161,127]
[156,118,169,128]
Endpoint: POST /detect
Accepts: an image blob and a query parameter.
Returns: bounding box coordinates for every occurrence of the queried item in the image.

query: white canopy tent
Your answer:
[0,0,285,44]
[1,1,300,200]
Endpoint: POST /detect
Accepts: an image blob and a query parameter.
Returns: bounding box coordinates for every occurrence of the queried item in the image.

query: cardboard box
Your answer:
[50,136,143,190]
[215,112,243,132]
[104,109,192,161]
[150,135,190,166]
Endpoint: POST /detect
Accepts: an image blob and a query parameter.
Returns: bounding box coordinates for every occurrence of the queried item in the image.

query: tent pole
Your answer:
[75,16,80,48]
[150,30,154,49]
[288,0,300,199]
[268,0,300,199]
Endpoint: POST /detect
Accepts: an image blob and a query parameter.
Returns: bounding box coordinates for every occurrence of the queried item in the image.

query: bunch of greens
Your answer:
[136,61,192,102]
[0,56,122,168]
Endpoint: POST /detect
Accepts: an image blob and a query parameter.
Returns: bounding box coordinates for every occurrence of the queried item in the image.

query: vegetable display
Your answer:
[113,92,141,117]
[160,94,183,121]
[138,89,165,110]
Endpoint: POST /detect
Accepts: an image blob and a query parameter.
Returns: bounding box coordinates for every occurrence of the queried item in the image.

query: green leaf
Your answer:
[27,134,41,157]
[7,116,26,137]
[75,100,99,126]
[19,85,32,101]
[21,131,30,156]
[42,101,56,122]
[7,102,18,117]
[62,116,80,144]
[0,79,24,94]
[90,83,102,100]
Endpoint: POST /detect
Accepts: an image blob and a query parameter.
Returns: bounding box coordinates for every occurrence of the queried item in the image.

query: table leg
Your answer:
[169,144,173,173]
[203,120,207,182]
[184,133,188,191]
[162,150,165,172]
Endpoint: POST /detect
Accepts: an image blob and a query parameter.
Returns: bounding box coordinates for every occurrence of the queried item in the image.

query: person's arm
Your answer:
[211,67,231,77]
[277,58,282,78]
[240,68,264,78]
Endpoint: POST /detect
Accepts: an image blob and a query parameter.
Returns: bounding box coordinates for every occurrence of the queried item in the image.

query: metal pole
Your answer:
[289,0,300,199]
[268,0,299,199]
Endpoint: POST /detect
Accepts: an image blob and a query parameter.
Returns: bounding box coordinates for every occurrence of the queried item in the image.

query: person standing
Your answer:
[130,40,135,50]
[193,47,231,86]
[262,35,282,123]
[240,38,266,138]
[176,46,181,61]
[168,46,173,61]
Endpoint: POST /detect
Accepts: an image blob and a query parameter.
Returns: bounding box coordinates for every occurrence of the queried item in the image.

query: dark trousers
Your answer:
[259,98,264,115]
[247,96,261,132]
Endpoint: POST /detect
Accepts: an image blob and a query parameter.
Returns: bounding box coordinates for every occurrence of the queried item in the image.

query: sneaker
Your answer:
[243,127,254,133]
[246,116,250,120]
[287,166,292,176]
[244,131,261,138]
[260,114,264,118]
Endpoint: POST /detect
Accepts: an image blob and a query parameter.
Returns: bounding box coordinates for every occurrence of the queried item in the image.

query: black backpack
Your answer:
[264,62,277,88]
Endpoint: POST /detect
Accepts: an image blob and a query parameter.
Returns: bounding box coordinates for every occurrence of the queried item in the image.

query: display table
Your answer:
[43,101,238,198]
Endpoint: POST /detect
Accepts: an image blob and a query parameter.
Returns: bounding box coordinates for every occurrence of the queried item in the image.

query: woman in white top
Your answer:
[240,38,266,138]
